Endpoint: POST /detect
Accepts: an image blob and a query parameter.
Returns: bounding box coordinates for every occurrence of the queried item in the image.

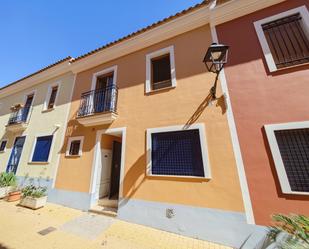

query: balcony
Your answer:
[6,106,31,132]
[76,85,118,126]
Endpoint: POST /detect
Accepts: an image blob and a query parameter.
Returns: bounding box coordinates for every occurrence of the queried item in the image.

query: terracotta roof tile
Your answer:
[0,56,72,91]
[72,1,211,62]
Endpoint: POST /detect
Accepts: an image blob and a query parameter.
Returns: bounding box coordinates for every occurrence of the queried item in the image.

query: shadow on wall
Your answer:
[0,244,10,249]
[185,93,226,129]
[119,93,225,208]
[261,127,309,202]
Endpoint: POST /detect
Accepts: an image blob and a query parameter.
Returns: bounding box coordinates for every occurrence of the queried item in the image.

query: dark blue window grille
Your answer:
[275,128,309,192]
[32,136,53,162]
[151,129,205,177]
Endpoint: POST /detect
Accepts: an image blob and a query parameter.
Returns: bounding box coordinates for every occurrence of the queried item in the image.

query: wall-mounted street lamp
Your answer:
[203,43,229,99]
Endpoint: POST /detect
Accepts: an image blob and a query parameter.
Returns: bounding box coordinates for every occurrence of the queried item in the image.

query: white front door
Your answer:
[96,149,112,198]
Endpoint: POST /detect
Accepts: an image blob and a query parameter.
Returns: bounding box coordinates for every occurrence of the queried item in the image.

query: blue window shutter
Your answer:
[151,129,205,177]
[32,136,53,162]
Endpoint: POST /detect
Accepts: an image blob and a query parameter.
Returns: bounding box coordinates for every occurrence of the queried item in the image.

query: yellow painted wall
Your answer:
[0,72,75,181]
[56,25,245,212]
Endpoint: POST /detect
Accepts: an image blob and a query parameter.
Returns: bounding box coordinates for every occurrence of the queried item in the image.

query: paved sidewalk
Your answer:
[0,200,231,249]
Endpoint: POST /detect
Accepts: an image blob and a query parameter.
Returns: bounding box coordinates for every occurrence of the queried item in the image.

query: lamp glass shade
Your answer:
[203,43,229,73]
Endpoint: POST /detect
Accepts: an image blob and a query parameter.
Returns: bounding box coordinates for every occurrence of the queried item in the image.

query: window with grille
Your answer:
[47,86,58,109]
[0,140,7,152]
[151,54,172,90]
[261,12,309,69]
[274,128,309,192]
[32,135,53,162]
[151,129,205,177]
[69,140,81,156]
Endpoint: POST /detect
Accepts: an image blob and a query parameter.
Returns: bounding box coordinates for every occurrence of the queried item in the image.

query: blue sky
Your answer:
[0,0,202,87]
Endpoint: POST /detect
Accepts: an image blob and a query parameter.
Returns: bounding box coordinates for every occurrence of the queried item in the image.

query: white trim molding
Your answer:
[66,136,84,157]
[89,127,127,202]
[146,123,211,179]
[210,26,255,224]
[264,120,309,196]
[42,81,61,111]
[91,65,118,91]
[254,5,309,72]
[28,133,56,164]
[145,46,177,93]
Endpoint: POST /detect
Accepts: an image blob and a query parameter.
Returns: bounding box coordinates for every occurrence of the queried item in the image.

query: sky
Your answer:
[0,0,202,87]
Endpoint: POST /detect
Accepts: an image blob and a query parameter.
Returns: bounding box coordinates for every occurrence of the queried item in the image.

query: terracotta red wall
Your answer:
[216,0,309,225]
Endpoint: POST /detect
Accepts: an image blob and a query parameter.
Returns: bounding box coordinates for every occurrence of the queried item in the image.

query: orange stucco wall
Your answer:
[55,24,245,212]
[216,1,309,224]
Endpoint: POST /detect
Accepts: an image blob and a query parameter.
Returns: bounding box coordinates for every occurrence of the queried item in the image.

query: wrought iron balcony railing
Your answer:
[77,85,118,118]
[7,106,32,126]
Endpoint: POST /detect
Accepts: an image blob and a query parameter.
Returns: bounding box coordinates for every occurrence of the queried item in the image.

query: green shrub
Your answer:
[22,185,47,198]
[270,214,309,249]
[0,172,17,187]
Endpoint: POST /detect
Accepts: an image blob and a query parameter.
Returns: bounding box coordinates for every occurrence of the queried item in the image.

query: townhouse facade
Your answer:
[0,0,308,248]
[0,58,74,191]
[52,4,253,248]
[215,0,309,225]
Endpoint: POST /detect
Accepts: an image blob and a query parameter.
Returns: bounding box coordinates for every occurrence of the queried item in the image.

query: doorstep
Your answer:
[89,205,117,217]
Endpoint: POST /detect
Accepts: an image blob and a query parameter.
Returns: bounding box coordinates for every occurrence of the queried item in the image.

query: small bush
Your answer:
[270,214,309,249]
[22,185,47,198]
[0,172,17,187]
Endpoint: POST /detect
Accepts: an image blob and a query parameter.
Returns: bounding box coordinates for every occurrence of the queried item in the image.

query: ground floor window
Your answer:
[147,124,210,178]
[66,136,84,157]
[31,135,53,162]
[265,121,309,194]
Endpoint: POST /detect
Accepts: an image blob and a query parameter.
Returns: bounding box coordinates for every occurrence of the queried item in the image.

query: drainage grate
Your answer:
[38,227,57,236]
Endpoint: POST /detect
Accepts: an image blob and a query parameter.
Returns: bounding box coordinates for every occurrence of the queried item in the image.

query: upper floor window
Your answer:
[265,121,309,195]
[254,6,309,72]
[31,135,53,163]
[48,86,58,109]
[44,83,60,111]
[146,46,176,93]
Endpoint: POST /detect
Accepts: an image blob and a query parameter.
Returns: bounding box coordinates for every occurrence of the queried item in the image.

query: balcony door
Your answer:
[6,136,26,174]
[94,72,114,113]
[21,94,34,122]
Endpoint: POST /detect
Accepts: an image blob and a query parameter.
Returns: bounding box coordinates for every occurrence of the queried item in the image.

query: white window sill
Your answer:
[147,173,211,181]
[65,154,81,158]
[146,85,176,95]
[270,61,309,73]
[42,108,55,113]
[28,161,49,165]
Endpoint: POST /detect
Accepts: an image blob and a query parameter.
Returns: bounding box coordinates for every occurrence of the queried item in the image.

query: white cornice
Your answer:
[0,0,287,97]
[0,61,71,98]
[70,6,211,73]
[71,0,287,73]
[210,0,286,26]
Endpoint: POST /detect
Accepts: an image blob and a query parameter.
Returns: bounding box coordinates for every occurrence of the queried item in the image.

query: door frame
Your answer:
[90,127,126,204]
[6,135,26,174]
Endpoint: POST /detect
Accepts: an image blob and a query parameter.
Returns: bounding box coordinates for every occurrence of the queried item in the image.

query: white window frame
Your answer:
[254,5,309,72]
[43,81,61,111]
[146,123,211,179]
[0,139,8,153]
[90,65,118,91]
[66,136,84,157]
[264,120,309,195]
[28,133,55,164]
[145,45,177,93]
